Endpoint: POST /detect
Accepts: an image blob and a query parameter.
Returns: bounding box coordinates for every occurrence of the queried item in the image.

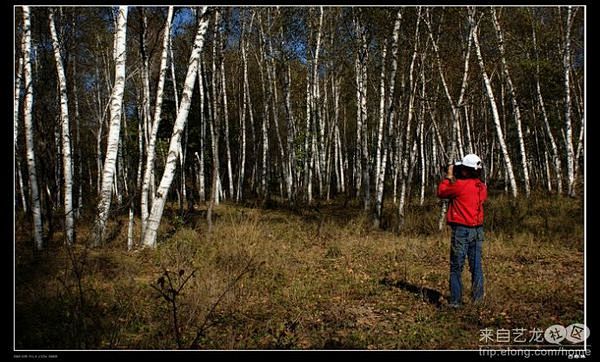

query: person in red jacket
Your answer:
[438,153,487,308]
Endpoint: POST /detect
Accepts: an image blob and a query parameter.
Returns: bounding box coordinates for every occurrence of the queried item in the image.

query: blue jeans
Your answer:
[449,224,484,305]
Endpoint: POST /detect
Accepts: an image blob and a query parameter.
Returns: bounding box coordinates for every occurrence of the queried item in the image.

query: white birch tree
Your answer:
[562,6,576,197]
[374,9,401,228]
[471,8,518,198]
[143,7,210,248]
[530,9,563,194]
[49,8,74,244]
[22,6,44,250]
[491,7,530,197]
[141,6,173,241]
[93,6,128,245]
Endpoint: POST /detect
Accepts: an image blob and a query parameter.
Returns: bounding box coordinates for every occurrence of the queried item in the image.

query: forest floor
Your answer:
[15,193,584,349]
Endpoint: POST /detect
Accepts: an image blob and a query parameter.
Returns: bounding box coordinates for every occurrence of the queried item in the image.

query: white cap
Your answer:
[455,154,483,169]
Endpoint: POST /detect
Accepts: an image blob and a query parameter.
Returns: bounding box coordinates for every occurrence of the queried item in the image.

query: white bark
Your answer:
[375,43,387,200]
[262,13,287,200]
[563,7,576,197]
[471,9,518,198]
[491,8,530,196]
[237,14,252,201]
[143,7,210,248]
[374,9,401,227]
[314,8,325,198]
[71,50,83,219]
[49,9,74,244]
[333,77,344,193]
[15,56,22,162]
[353,15,369,208]
[574,118,584,185]
[531,12,563,194]
[141,6,173,241]
[22,6,44,250]
[418,61,426,206]
[94,6,128,245]
[221,42,234,200]
[198,62,206,202]
[398,8,421,226]
[284,64,295,202]
[210,13,221,206]
[15,56,27,212]
[305,59,313,203]
[127,206,134,251]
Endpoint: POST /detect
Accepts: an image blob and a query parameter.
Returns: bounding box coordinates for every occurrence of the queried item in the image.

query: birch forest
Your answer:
[15,6,585,350]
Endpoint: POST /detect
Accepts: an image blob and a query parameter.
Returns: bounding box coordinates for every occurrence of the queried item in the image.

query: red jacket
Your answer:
[437,178,487,227]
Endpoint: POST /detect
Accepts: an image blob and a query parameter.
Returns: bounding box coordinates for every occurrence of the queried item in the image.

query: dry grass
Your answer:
[14,194,584,349]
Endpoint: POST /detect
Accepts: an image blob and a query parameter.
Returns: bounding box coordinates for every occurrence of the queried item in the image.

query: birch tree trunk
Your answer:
[353,15,369,210]
[221,37,234,200]
[262,12,287,200]
[15,56,27,212]
[284,63,296,203]
[22,6,44,250]
[237,12,253,202]
[562,7,576,197]
[374,43,387,205]
[93,6,128,245]
[471,9,518,198]
[531,11,562,194]
[304,53,313,204]
[141,6,173,242]
[418,60,426,206]
[197,61,206,202]
[143,7,210,248]
[491,8,530,196]
[374,9,401,228]
[49,8,74,244]
[574,118,584,188]
[398,8,421,228]
[210,12,222,206]
[70,49,83,219]
[313,8,325,198]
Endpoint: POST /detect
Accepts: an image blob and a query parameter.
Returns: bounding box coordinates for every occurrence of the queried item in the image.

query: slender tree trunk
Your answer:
[398,9,421,229]
[333,77,344,194]
[141,7,173,242]
[562,7,576,197]
[530,11,563,194]
[262,12,287,200]
[304,59,313,204]
[71,51,83,219]
[313,8,325,199]
[491,8,530,196]
[574,117,584,190]
[210,12,222,206]
[15,55,27,212]
[471,9,518,198]
[49,8,74,244]
[374,9,401,228]
[221,38,234,200]
[374,43,387,206]
[93,6,128,245]
[237,14,252,202]
[197,62,207,203]
[284,64,295,203]
[143,7,210,248]
[418,61,426,206]
[127,206,134,251]
[353,15,369,209]
[22,6,44,250]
